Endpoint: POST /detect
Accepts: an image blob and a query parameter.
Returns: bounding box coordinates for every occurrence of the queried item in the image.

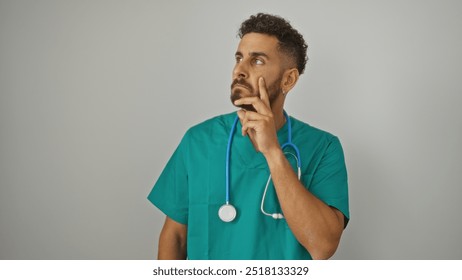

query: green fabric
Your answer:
[148,112,349,260]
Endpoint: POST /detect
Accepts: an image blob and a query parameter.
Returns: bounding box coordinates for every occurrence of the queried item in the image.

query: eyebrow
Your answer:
[235,51,270,59]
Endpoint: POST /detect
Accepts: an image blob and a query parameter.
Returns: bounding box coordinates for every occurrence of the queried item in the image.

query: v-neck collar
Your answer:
[231,112,290,169]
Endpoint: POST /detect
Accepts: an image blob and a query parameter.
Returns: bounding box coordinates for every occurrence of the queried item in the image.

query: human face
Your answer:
[230,33,285,111]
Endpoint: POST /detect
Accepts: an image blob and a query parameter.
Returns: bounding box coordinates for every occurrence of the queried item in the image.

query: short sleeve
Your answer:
[309,136,350,224]
[147,134,189,225]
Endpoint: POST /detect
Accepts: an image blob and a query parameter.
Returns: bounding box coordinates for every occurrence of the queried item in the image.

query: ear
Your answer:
[281,68,299,95]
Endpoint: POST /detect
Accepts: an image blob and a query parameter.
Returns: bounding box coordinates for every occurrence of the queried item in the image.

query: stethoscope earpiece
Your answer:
[272,213,284,219]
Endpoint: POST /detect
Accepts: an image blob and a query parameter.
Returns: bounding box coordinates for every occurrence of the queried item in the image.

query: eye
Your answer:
[254,58,264,65]
[235,56,243,63]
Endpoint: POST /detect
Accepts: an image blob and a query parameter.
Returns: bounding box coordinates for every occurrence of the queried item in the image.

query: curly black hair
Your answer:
[238,13,308,75]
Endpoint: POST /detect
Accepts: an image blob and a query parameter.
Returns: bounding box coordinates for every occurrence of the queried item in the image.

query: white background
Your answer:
[1,0,461,259]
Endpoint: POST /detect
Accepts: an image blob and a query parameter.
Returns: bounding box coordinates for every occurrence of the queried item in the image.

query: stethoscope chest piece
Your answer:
[218,203,236,222]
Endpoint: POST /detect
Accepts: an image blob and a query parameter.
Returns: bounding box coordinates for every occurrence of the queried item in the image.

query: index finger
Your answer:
[234,96,271,115]
[258,77,271,109]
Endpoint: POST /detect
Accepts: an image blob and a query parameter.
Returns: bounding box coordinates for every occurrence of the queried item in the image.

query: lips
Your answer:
[233,83,249,90]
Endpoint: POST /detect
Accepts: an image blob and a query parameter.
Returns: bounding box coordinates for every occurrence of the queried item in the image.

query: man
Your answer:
[148,13,349,260]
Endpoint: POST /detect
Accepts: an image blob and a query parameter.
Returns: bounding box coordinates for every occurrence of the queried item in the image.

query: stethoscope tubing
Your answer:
[225,115,240,204]
[225,111,301,205]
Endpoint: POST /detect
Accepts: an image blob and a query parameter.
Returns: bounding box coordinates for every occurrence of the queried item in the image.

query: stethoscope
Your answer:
[218,111,302,222]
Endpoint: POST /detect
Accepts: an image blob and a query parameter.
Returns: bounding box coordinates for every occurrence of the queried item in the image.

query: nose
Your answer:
[233,61,248,80]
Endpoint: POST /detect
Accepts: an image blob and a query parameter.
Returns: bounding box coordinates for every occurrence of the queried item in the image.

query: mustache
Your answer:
[231,78,253,91]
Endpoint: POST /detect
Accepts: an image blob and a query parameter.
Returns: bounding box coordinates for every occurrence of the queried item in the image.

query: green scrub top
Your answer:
[148,112,349,260]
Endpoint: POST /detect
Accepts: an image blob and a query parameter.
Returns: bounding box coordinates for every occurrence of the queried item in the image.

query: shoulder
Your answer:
[183,111,237,140]
[290,116,339,144]
[289,116,346,168]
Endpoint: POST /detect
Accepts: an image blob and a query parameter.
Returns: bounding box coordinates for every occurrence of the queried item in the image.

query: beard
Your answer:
[230,77,282,112]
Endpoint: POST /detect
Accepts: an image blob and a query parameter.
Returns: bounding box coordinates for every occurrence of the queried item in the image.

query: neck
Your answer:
[273,107,286,131]
[271,93,287,130]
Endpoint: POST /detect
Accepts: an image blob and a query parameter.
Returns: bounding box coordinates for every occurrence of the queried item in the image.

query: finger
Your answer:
[236,110,248,136]
[241,120,259,134]
[243,124,258,148]
[237,109,246,121]
[258,77,271,109]
[237,110,263,137]
[240,110,267,122]
[237,110,254,137]
[234,97,271,115]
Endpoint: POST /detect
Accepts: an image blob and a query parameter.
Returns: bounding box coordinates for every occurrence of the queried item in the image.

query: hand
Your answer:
[234,77,280,154]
